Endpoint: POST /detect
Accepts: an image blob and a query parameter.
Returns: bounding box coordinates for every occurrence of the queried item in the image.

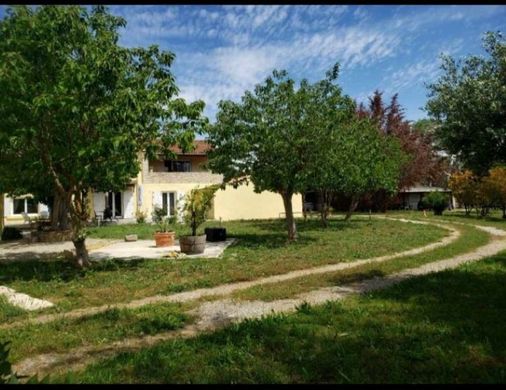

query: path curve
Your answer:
[12,219,506,379]
[1,218,458,331]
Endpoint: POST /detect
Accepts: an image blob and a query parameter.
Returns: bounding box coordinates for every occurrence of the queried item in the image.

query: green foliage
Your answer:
[151,206,166,224]
[0,341,18,384]
[426,31,506,175]
[422,191,449,215]
[208,63,403,235]
[182,185,219,236]
[0,5,207,260]
[135,210,147,224]
[156,217,175,233]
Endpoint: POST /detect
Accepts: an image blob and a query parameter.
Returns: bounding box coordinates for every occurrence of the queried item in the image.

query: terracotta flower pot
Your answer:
[154,231,175,247]
[179,234,206,254]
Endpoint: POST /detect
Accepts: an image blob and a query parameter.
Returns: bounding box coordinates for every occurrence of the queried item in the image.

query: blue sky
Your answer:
[1,5,506,122]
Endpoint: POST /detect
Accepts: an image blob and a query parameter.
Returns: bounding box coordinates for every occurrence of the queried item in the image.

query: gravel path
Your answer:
[1,218,458,330]
[11,219,506,379]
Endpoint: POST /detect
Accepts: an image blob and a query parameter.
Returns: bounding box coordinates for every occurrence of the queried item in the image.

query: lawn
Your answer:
[1,301,191,365]
[0,218,446,314]
[56,251,506,384]
[232,221,490,302]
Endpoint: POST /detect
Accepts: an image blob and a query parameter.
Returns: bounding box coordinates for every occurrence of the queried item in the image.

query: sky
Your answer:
[1,4,505,123]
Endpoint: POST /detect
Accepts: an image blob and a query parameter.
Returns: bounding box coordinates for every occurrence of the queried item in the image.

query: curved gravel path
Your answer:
[12,219,506,379]
[1,218,458,331]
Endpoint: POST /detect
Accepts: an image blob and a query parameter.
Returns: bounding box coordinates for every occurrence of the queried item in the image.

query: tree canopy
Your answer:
[426,31,506,175]
[208,64,405,237]
[0,5,207,265]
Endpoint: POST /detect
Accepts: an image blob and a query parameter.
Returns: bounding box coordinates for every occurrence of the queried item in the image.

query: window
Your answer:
[26,198,38,213]
[13,197,38,215]
[164,160,191,172]
[162,192,176,216]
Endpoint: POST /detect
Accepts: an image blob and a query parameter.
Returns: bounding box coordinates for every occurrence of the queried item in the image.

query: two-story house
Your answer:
[3,140,302,226]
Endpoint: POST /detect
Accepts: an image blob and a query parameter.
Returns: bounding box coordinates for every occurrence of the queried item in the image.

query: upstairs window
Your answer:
[164,160,192,172]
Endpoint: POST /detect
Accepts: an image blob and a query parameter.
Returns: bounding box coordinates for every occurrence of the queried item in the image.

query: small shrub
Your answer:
[135,210,147,224]
[1,227,22,241]
[423,191,449,215]
[151,206,166,224]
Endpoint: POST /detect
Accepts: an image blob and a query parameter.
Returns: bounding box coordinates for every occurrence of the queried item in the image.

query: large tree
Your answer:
[208,69,316,241]
[426,31,506,175]
[366,91,446,190]
[308,91,405,224]
[0,6,207,266]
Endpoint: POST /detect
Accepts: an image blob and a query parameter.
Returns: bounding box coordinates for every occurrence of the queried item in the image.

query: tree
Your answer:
[369,92,446,190]
[482,166,506,218]
[208,69,318,241]
[292,65,356,227]
[182,184,220,236]
[356,92,446,211]
[0,6,207,266]
[448,170,478,215]
[426,31,506,175]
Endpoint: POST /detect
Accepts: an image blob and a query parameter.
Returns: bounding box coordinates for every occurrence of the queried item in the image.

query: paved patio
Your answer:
[0,238,236,262]
[89,239,236,260]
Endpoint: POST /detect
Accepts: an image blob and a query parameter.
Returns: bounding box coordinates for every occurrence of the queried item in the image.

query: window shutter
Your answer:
[176,191,185,223]
[153,191,163,209]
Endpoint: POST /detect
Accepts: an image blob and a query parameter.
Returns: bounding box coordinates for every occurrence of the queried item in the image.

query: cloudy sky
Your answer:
[1,4,505,122]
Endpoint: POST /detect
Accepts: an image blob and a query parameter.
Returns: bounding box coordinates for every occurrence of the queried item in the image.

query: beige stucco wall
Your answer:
[213,184,303,221]
[139,182,302,222]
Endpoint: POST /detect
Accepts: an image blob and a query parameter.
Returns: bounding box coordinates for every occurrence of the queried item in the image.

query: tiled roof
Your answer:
[169,140,211,155]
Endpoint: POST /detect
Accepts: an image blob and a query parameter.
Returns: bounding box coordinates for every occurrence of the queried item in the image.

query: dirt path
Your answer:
[1,219,458,330]
[11,220,506,379]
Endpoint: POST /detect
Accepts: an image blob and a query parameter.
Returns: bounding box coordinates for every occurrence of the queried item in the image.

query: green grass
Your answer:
[0,302,190,365]
[56,252,506,384]
[386,209,506,228]
[232,222,490,301]
[0,296,25,323]
[0,218,446,315]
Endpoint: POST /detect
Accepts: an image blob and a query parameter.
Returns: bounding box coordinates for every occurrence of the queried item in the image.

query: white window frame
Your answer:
[161,192,177,217]
[12,197,38,215]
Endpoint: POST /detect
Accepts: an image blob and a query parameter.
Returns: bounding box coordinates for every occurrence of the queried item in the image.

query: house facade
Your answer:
[3,140,302,226]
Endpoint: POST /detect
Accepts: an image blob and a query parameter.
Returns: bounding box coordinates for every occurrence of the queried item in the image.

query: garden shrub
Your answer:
[423,191,449,215]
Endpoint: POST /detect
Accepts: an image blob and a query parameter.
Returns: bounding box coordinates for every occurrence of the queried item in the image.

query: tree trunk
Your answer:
[344,194,360,221]
[73,238,90,268]
[502,206,506,219]
[281,191,297,241]
[319,190,332,228]
[191,211,197,236]
[51,192,69,230]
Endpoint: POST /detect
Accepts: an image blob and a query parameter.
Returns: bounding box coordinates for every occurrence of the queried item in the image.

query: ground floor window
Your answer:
[104,191,122,218]
[13,197,38,215]
[162,192,176,217]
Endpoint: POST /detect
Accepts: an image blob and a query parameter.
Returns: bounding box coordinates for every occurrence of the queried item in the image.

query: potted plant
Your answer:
[179,185,219,254]
[152,206,175,247]
[422,191,449,216]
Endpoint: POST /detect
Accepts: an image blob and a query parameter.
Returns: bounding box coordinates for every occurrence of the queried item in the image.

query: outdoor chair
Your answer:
[21,212,38,230]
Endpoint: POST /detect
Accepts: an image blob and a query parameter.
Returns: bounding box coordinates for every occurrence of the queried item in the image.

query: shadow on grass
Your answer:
[246,218,367,235]
[0,258,149,284]
[66,252,506,383]
[227,232,318,250]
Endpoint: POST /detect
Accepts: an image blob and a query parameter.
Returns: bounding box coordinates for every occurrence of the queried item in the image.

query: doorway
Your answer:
[105,191,122,218]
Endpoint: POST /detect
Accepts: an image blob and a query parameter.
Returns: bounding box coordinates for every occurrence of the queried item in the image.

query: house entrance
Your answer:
[105,191,122,219]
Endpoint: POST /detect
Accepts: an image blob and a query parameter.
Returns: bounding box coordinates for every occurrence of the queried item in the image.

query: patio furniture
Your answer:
[205,227,227,242]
